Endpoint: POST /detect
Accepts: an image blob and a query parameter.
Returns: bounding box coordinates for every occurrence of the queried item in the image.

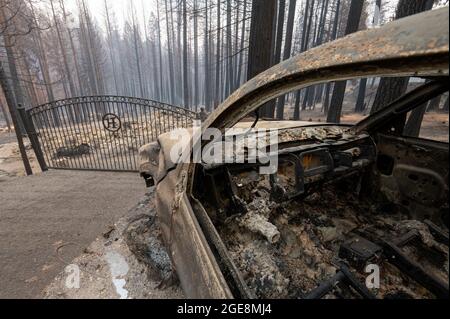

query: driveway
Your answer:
[0,170,145,298]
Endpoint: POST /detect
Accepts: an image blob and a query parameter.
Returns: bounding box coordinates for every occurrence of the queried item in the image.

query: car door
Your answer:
[374,132,449,227]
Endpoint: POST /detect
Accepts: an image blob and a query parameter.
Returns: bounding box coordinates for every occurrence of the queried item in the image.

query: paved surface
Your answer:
[0,170,146,298]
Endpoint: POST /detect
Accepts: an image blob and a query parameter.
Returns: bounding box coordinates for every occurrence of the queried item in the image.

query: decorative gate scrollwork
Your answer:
[24,96,198,172]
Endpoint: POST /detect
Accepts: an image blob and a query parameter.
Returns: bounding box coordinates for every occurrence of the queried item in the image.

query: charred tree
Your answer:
[247,0,277,117]
[403,101,428,137]
[323,0,341,114]
[236,0,248,93]
[354,0,380,114]
[355,79,367,112]
[276,0,297,119]
[60,0,83,96]
[232,0,240,91]
[299,0,316,113]
[204,0,211,111]
[225,0,233,97]
[104,0,119,94]
[193,0,199,109]
[370,0,434,115]
[293,0,313,120]
[326,0,364,123]
[182,0,189,108]
[50,0,76,98]
[267,0,286,117]
[214,0,221,108]
[164,0,175,104]
[274,0,286,68]
[0,63,32,175]
[156,0,164,101]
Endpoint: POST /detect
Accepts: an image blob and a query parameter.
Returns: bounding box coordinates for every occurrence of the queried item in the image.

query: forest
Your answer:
[0,0,449,137]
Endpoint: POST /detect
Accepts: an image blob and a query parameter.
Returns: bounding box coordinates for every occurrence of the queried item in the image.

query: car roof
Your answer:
[203,7,449,132]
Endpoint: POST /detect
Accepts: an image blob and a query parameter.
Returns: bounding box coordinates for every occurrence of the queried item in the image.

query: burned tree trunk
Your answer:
[29,0,56,104]
[0,63,32,175]
[164,0,175,104]
[403,80,432,138]
[273,0,286,69]
[182,0,189,109]
[214,0,221,108]
[60,0,83,97]
[130,7,144,98]
[156,0,165,101]
[247,0,277,118]
[404,102,428,137]
[104,0,119,95]
[355,79,367,113]
[323,0,341,114]
[354,0,383,114]
[225,0,233,98]
[299,0,316,113]
[20,53,39,107]
[50,0,76,98]
[236,0,248,92]
[370,0,434,115]
[309,0,329,107]
[204,0,211,111]
[276,0,297,119]
[326,0,364,123]
[194,0,199,109]
[232,0,240,91]
[267,0,286,117]
[293,0,312,120]
[371,77,409,114]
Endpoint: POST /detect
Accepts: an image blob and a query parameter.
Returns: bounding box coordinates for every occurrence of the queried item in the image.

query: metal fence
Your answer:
[22,96,198,172]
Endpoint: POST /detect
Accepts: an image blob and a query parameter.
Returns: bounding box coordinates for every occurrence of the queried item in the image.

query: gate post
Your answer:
[17,105,48,172]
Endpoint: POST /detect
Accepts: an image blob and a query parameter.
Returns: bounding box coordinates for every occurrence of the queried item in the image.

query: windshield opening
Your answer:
[233,76,448,143]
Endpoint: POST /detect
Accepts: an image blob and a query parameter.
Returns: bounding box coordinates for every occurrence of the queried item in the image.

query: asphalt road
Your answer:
[0,170,146,298]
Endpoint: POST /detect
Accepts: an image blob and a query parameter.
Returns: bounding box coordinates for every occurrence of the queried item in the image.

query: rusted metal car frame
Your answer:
[139,8,449,299]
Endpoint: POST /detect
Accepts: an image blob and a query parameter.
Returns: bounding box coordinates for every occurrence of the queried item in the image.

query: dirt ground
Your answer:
[0,128,183,299]
[43,190,183,299]
[0,169,146,298]
[287,108,449,142]
[281,89,449,143]
[0,130,42,180]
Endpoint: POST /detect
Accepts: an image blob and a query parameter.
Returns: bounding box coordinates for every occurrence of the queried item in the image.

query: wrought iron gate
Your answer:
[22,96,198,172]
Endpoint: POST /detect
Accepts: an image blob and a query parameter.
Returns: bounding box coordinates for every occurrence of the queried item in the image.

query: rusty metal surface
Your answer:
[155,167,234,298]
[375,133,449,223]
[203,8,449,133]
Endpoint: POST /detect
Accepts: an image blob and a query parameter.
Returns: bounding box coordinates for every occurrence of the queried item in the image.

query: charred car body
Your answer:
[139,8,449,299]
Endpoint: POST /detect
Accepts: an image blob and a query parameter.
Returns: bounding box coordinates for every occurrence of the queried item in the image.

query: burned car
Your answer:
[139,8,449,299]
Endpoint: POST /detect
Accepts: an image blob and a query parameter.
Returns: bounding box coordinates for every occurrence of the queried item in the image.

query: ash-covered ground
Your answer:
[217,172,448,299]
